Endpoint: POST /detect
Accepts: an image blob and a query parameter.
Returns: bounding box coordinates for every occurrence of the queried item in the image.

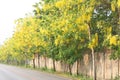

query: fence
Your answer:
[29,50,119,80]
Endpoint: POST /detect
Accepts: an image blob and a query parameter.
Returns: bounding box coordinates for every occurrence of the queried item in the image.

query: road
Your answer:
[0,64,71,80]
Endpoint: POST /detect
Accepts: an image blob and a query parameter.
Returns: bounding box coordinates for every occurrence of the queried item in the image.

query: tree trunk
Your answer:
[33,59,35,68]
[53,59,56,71]
[102,52,105,80]
[110,49,113,80]
[44,56,47,68]
[118,6,120,77]
[88,23,96,80]
[68,64,72,75]
[33,53,35,68]
[25,55,27,67]
[118,59,119,77]
[90,54,92,77]
[91,48,96,80]
[17,60,19,65]
[38,54,40,68]
[77,60,79,75]
[111,60,113,80]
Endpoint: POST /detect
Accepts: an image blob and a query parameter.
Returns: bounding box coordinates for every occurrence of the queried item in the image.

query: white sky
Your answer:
[0,0,40,45]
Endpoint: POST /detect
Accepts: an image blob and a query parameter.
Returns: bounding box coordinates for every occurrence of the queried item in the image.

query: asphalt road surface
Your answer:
[0,64,71,80]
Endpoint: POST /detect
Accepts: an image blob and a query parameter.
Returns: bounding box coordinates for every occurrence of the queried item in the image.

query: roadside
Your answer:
[0,63,93,80]
[0,63,71,80]
[6,64,92,80]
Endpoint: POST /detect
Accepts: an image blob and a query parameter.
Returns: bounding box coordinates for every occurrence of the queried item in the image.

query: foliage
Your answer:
[0,0,120,79]
[114,76,120,80]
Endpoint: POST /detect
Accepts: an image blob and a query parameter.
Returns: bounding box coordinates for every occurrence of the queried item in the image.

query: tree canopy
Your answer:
[0,0,120,80]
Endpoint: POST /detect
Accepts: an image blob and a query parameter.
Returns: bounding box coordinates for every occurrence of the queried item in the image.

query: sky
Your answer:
[0,0,40,45]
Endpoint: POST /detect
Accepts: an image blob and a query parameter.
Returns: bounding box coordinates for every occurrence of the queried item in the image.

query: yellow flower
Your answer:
[43,4,51,11]
[75,16,84,24]
[55,38,59,46]
[78,24,88,31]
[117,0,120,7]
[78,0,84,3]
[110,36,117,45]
[55,0,65,9]
[111,3,115,11]
[88,33,98,49]
[88,43,93,49]
[61,20,66,26]
[62,27,68,33]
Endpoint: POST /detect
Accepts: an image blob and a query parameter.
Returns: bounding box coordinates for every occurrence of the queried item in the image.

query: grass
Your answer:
[31,67,92,80]
[114,76,120,80]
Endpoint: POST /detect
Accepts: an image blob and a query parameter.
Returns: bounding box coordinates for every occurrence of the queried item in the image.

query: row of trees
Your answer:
[0,0,120,80]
